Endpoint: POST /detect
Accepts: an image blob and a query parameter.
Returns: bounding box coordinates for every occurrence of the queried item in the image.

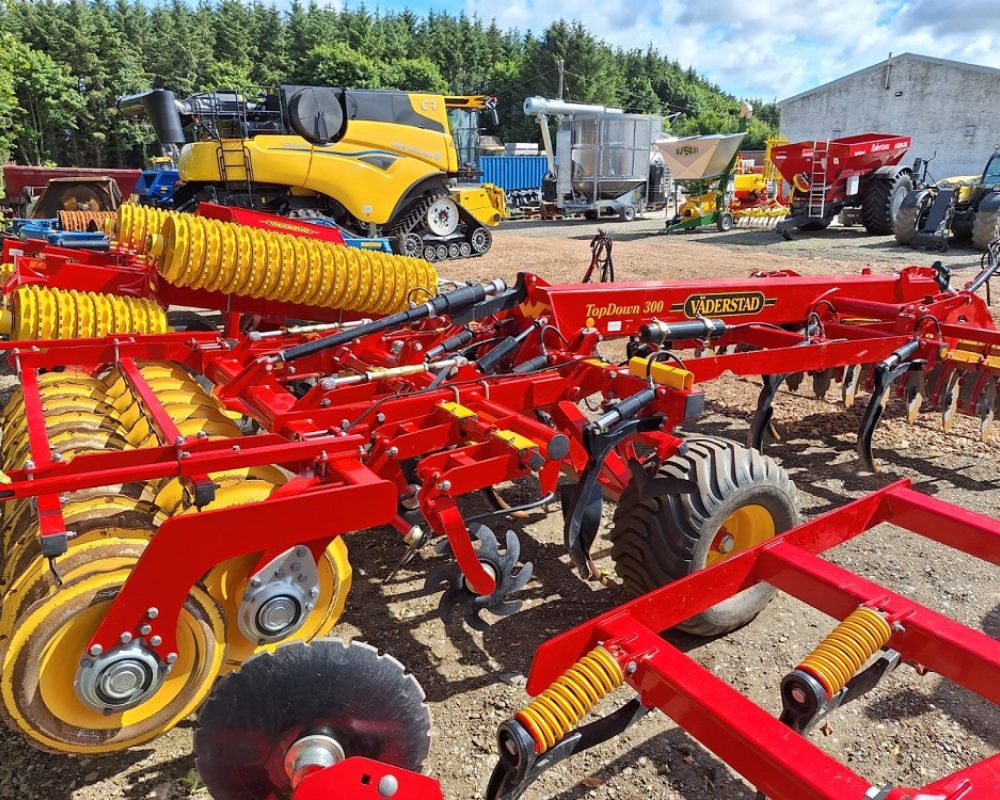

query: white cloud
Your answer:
[461,0,1000,98]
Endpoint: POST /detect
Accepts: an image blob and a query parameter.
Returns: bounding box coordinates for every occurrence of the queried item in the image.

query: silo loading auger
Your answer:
[0,249,997,760]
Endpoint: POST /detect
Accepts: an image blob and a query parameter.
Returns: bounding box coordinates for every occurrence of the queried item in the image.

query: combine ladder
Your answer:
[807,140,829,221]
[216,140,255,208]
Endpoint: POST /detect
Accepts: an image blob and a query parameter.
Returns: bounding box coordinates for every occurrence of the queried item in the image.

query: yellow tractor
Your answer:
[120,86,505,261]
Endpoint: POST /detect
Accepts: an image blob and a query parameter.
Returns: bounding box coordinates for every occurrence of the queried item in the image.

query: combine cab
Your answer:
[770,133,912,238]
[894,146,1000,251]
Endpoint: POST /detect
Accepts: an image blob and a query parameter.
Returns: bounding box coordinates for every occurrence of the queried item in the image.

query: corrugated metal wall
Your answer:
[480,156,548,191]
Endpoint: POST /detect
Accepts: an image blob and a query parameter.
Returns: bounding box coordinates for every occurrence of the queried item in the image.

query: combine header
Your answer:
[771,133,913,238]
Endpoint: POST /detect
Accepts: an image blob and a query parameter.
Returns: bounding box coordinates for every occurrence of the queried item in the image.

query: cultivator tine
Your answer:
[856,341,922,473]
[785,372,804,392]
[841,363,863,408]
[940,369,962,432]
[811,369,834,400]
[904,371,926,423]
[978,377,999,442]
[749,374,786,451]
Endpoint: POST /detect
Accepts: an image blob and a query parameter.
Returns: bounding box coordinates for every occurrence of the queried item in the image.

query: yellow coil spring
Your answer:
[797,606,892,699]
[57,210,117,233]
[515,646,624,753]
[148,213,438,315]
[2,285,168,341]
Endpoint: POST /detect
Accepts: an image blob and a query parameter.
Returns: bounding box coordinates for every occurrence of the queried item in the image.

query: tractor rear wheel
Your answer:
[609,436,800,637]
[971,191,1000,250]
[893,188,932,244]
[862,170,913,235]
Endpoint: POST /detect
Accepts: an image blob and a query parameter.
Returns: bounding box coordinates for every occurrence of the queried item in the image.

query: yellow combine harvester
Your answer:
[120,86,505,262]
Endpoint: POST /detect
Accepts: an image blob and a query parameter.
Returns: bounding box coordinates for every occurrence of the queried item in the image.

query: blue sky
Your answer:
[356,0,1000,98]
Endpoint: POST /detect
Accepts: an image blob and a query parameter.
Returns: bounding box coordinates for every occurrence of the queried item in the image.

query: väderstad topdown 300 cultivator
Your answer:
[0,210,996,795]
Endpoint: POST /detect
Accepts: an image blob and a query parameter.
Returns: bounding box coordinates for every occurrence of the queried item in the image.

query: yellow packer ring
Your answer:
[204,537,353,673]
[706,503,777,567]
[0,567,226,755]
[328,245,350,308]
[0,539,147,643]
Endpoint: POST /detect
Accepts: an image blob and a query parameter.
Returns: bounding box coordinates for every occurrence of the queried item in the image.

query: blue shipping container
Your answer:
[480,156,549,191]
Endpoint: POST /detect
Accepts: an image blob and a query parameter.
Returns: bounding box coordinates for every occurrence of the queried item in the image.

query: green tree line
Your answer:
[0,0,779,169]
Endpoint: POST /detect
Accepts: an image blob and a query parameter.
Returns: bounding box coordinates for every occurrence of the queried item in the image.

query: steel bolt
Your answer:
[298,574,308,583]
[139,624,152,636]
[378,775,399,797]
[89,644,103,657]
[320,399,331,407]
[717,534,736,554]
[251,577,263,588]
[174,436,185,446]
[892,622,905,634]
[150,635,162,647]
[291,562,301,572]
[51,452,63,463]
[23,459,35,471]
[436,480,452,492]
[309,588,320,598]
[625,661,638,675]
[120,632,133,644]
[305,603,315,611]
[386,446,399,457]
[295,548,307,558]
[166,653,178,665]
[376,412,386,423]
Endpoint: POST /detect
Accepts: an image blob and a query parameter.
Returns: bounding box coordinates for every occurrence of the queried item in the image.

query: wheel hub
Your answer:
[423,197,460,237]
[284,733,345,788]
[76,641,164,712]
[238,546,320,644]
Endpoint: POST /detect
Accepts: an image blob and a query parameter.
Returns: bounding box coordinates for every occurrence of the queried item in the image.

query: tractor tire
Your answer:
[862,170,913,235]
[971,191,1000,251]
[609,435,800,637]
[893,188,930,245]
[800,217,832,231]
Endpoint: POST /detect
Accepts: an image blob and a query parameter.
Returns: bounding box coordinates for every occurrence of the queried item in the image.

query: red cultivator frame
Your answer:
[489,479,1000,800]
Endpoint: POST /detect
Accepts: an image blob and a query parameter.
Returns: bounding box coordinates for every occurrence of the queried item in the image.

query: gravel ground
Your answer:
[1,214,997,800]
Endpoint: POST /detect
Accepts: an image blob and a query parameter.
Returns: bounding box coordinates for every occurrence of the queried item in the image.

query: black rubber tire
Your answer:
[893,188,930,245]
[951,214,974,243]
[609,435,800,637]
[584,210,599,220]
[971,192,1000,251]
[716,211,733,232]
[861,170,913,235]
[800,217,832,231]
[620,205,637,222]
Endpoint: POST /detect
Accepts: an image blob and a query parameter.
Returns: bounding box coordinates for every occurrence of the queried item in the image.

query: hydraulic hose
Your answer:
[277,279,507,363]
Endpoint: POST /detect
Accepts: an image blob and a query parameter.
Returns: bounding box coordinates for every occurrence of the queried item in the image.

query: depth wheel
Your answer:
[195,638,431,800]
[609,435,800,636]
[0,567,225,755]
[204,537,353,671]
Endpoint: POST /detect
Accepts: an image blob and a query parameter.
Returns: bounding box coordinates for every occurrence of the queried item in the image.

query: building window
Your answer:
[965,125,976,138]
[831,129,841,138]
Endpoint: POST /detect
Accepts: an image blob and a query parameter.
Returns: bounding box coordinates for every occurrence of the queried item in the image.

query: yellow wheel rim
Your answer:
[706,504,776,567]
[1,568,226,755]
